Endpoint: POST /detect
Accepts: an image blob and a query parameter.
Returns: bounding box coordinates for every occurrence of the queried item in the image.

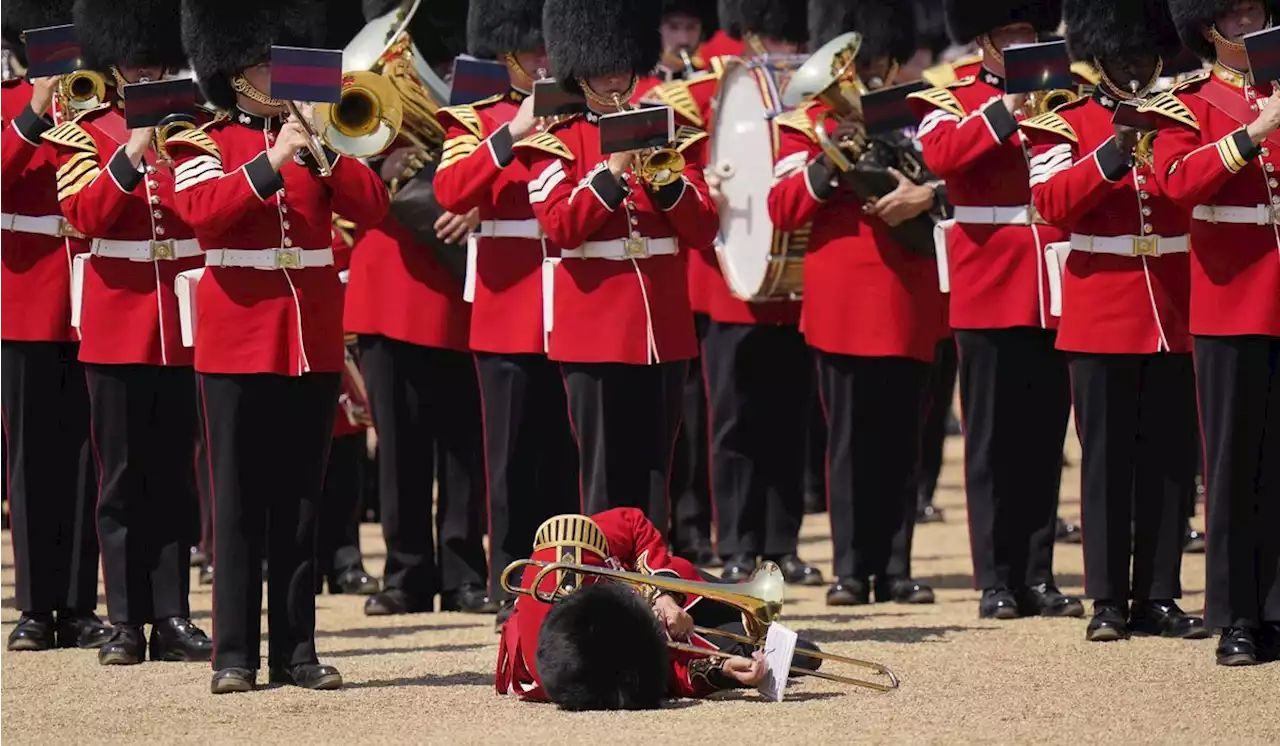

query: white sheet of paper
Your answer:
[756,622,798,702]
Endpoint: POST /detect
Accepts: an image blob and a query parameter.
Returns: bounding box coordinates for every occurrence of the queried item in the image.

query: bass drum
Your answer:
[708,58,809,302]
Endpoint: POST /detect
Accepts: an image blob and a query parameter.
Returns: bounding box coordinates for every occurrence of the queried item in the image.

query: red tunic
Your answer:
[514,113,719,364]
[332,226,368,439]
[1148,68,1280,338]
[1023,94,1192,354]
[494,507,721,701]
[908,67,1069,330]
[168,114,390,375]
[47,105,204,366]
[432,88,549,354]
[1,79,83,342]
[768,103,944,361]
[698,30,745,60]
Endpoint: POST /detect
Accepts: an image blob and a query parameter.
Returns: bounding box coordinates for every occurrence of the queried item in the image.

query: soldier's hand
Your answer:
[653,594,693,641]
[1113,123,1140,154]
[125,126,157,166]
[267,121,312,171]
[378,146,423,182]
[831,111,865,148]
[509,94,538,140]
[434,208,478,244]
[30,76,62,116]
[706,172,728,212]
[864,168,933,227]
[1002,92,1028,117]
[722,652,768,686]
[1247,93,1280,143]
[607,150,638,178]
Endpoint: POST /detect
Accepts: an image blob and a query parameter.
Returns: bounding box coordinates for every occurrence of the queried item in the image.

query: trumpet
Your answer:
[500,558,900,692]
[154,112,197,161]
[610,92,686,188]
[58,69,107,119]
[1023,88,1080,117]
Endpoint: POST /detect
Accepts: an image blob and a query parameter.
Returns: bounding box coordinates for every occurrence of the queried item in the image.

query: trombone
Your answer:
[609,91,686,188]
[499,558,900,692]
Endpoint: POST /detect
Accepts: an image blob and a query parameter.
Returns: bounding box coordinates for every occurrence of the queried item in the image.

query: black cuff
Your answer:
[299,146,340,174]
[649,177,686,210]
[245,151,285,199]
[488,124,514,168]
[1233,129,1261,163]
[1095,137,1133,182]
[14,104,53,145]
[107,147,144,192]
[931,182,952,219]
[981,100,1019,142]
[590,167,628,210]
[806,158,838,201]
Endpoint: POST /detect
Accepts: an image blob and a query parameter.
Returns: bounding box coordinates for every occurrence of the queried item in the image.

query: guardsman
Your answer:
[432,0,580,615]
[769,0,945,606]
[45,0,214,666]
[634,0,720,99]
[346,0,498,618]
[700,0,746,59]
[516,0,720,532]
[1,0,109,653]
[907,0,1085,621]
[1149,0,1280,666]
[174,0,390,694]
[1022,0,1208,643]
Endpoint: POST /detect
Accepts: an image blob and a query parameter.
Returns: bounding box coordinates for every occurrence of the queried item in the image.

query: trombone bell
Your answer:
[315,70,404,159]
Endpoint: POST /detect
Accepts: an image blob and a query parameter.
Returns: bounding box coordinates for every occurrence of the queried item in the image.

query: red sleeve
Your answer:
[913,95,1021,179]
[1149,97,1254,209]
[433,111,510,213]
[53,135,137,236]
[324,155,390,227]
[654,136,719,250]
[1023,125,1131,228]
[767,125,828,232]
[668,652,722,698]
[169,138,275,235]
[517,147,614,247]
[2,104,53,191]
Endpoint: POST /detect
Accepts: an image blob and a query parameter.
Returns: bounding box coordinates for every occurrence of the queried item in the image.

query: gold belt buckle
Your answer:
[57,218,85,239]
[150,239,175,260]
[1132,236,1158,257]
[275,248,301,268]
[622,236,649,258]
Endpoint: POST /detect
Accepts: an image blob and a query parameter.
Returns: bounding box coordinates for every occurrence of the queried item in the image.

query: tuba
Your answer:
[781,32,867,170]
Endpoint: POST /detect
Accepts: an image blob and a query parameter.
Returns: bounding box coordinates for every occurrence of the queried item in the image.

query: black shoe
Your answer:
[440,584,500,614]
[98,624,146,665]
[1016,583,1085,618]
[916,503,945,524]
[363,588,433,616]
[329,567,380,595]
[269,663,343,690]
[1129,600,1211,640]
[494,597,516,633]
[190,546,207,567]
[1086,603,1129,642]
[720,554,757,582]
[211,667,256,694]
[55,612,111,649]
[979,587,1020,620]
[1216,627,1259,666]
[7,614,55,651]
[826,577,871,606]
[199,562,214,585]
[875,577,935,604]
[773,555,825,586]
[803,490,826,515]
[149,617,214,662]
[1183,528,1206,554]
[1055,518,1082,544]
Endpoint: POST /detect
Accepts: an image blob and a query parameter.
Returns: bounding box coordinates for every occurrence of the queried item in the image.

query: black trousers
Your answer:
[193,370,212,556]
[804,369,827,507]
[358,335,487,599]
[1,341,99,614]
[1195,335,1280,628]
[318,432,367,581]
[475,351,579,599]
[817,350,930,580]
[87,363,197,624]
[200,371,338,671]
[561,361,686,531]
[956,328,1071,590]
[1069,353,1196,603]
[668,313,713,551]
[704,321,808,559]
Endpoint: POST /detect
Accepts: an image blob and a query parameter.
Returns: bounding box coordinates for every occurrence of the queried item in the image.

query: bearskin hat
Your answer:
[944,0,1063,45]
[73,0,186,72]
[1,0,75,66]
[738,0,807,45]
[535,583,670,711]
[717,0,743,38]
[181,0,326,111]
[809,0,917,66]
[664,0,718,31]
[1064,0,1182,65]
[544,0,661,93]
[467,0,544,59]
[1170,0,1280,60]
[327,0,372,50]
[914,0,952,57]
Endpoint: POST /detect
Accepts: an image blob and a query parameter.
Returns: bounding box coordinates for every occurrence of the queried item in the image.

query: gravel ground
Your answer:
[3,436,1278,745]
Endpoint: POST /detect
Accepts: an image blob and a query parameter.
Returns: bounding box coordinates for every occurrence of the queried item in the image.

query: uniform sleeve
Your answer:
[169,138,278,235]
[670,653,735,698]
[913,95,1021,179]
[597,507,700,581]
[1150,97,1257,209]
[518,148,614,247]
[649,135,719,250]
[433,112,512,213]
[767,125,832,232]
[323,155,390,227]
[1024,128,1131,228]
[52,136,141,236]
[2,105,54,191]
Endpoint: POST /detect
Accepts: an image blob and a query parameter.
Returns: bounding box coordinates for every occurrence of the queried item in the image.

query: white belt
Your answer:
[476,219,544,239]
[1191,204,1280,225]
[561,237,678,260]
[204,247,334,269]
[91,238,202,262]
[2,212,85,238]
[953,205,1036,226]
[1069,233,1189,258]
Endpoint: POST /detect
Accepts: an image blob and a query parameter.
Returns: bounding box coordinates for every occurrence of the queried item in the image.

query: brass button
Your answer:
[1136,174,1146,184]
[283,237,293,247]
[153,210,163,219]
[155,225,165,236]
[1268,163,1276,172]
[1142,222,1153,234]
[279,203,288,213]
[145,165,156,175]
[1272,195,1280,205]
[1270,178,1278,189]
[147,180,158,190]
[150,195,160,205]
[1139,191,1149,200]
[1142,206,1152,216]
[282,220,290,230]
[1264,148,1272,156]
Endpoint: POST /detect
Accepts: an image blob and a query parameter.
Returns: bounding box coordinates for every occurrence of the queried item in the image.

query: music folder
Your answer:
[122,78,197,129]
[1111,100,1154,130]
[22,24,83,78]
[532,79,586,117]
[1003,40,1075,94]
[861,80,928,135]
[598,105,674,154]
[450,56,511,106]
[269,45,343,103]
[1244,26,1280,84]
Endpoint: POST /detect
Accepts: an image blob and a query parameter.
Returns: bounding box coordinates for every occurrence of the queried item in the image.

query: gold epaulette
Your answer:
[673,124,708,152]
[1019,111,1078,143]
[653,80,703,126]
[165,125,221,159]
[774,104,817,142]
[907,84,967,118]
[512,131,574,160]
[438,103,486,139]
[1137,91,1199,130]
[533,514,610,558]
[41,121,96,154]
[439,132,482,169]
[1172,70,1211,92]
[709,56,727,77]
[55,146,102,201]
[921,63,956,88]
[1070,61,1102,85]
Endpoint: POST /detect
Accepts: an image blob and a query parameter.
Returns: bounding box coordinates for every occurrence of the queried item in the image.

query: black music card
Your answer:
[599,105,673,153]
[1111,100,1154,130]
[22,24,83,78]
[1003,40,1074,94]
[1244,26,1280,84]
[450,56,510,105]
[122,78,197,129]
[862,80,928,135]
[270,45,343,103]
[533,79,586,117]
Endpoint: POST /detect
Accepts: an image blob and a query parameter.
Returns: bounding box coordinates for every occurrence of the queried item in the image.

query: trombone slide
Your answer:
[286,101,333,177]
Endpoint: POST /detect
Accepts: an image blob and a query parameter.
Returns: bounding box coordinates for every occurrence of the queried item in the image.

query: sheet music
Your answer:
[756,622,798,702]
